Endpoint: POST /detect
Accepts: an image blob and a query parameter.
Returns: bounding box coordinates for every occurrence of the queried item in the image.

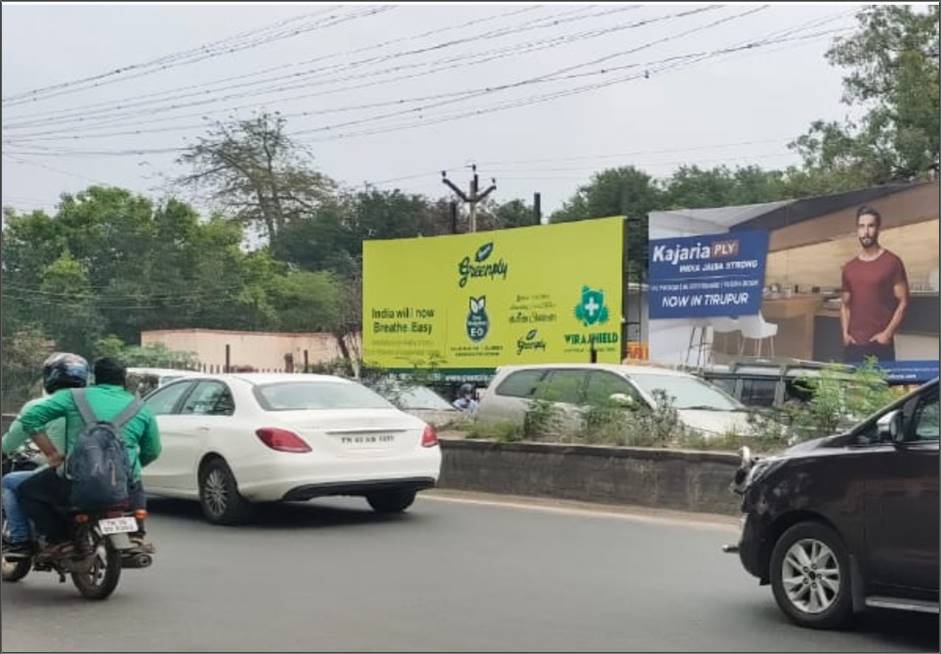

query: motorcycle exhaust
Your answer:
[121,553,153,569]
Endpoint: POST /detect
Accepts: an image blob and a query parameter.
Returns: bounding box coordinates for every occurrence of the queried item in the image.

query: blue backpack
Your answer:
[66,389,139,509]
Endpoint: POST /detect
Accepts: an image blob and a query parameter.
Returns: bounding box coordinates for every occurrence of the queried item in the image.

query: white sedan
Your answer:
[141,373,442,524]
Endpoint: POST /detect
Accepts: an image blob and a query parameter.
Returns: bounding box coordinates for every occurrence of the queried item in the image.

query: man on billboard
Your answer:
[841,206,909,362]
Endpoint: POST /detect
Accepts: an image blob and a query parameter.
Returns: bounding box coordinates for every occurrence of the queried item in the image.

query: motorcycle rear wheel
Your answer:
[70,528,121,600]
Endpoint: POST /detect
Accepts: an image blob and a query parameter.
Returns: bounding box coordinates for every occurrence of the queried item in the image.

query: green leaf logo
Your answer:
[526,329,538,341]
[475,242,494,262]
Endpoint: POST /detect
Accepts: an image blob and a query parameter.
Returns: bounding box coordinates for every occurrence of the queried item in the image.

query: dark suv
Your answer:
[728,379,939,629]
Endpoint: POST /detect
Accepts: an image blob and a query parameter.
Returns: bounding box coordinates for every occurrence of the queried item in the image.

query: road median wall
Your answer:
[438,436,741,515]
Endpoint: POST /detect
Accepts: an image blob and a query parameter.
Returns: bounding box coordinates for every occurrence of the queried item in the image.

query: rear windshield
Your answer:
[630,374,742,411]
[254,382,394,411]
[394,386,453,410]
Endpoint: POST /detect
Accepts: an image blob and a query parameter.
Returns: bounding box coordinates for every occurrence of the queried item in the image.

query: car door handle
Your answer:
[196,426,210,432]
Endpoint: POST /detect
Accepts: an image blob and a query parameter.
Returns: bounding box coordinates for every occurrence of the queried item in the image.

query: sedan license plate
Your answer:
[338,433,396,449]
[98,516,137,535]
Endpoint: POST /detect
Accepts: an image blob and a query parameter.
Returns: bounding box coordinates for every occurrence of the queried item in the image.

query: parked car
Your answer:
[141,373,442,524]
[728,378,939,628]
[475,364,751,437]
[699,359,853,410]
[127,367,194,399]
[379,382,467,429]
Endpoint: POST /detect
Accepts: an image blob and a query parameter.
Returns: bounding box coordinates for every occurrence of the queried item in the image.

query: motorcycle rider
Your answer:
[452,383,479,414]
[15,357,161,558]
[1,353,88,559]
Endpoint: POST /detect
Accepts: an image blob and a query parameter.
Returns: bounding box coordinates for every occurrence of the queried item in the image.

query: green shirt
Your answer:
[15,385,162,481]
[1,397,69,470]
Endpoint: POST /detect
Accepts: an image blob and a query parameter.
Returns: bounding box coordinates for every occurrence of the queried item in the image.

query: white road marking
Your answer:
[422,490,740,532]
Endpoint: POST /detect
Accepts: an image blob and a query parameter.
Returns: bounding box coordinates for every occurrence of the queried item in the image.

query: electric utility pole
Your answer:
[441,164,496,233]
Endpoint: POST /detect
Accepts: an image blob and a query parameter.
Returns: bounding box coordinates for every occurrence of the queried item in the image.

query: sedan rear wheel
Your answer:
[198,459,254,525]
[366,489,416,513]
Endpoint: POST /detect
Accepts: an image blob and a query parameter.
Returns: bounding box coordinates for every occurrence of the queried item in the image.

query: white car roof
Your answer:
[492,363,694,378]
[223,373,357,386]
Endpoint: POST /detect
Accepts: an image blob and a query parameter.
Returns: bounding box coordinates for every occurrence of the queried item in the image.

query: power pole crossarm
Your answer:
[477,178,497,202]
[441,172,469,202]
[442,166,496,233]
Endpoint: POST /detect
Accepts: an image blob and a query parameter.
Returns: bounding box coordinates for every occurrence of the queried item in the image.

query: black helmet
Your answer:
[42,352,90,394]
[459,383,475,396]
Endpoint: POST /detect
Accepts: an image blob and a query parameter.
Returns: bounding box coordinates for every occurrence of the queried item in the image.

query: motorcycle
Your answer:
[1,444,154,600]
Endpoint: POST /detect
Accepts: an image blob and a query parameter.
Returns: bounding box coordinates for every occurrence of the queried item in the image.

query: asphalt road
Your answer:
[1,491,937,652]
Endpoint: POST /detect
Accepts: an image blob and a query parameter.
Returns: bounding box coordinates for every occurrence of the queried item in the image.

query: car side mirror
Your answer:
[876,409,903,444]
[609,393,637,409]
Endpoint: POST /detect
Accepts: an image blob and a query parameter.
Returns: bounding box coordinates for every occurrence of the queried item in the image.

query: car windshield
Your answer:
[255,382,394,411]
[630,374,743,411]
[394,385,453,410]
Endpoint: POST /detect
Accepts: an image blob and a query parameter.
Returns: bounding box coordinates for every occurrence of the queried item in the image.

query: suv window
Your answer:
[535,370,586,404]
[495,370,546,398]
[784,378,814,403]
[911,395,939,442]
[708,376,737,397]
[585,371,642,405]
[740,378,778,408]
[145,381,195,415]
[181,381,235,416]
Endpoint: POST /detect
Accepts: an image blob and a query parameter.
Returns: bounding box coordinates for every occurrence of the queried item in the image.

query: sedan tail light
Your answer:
[256,428,312,453]
[421,425,439,448]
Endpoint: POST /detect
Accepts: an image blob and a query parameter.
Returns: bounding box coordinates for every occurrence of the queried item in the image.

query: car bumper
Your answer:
[234,447,443,502]
[282,477,437,501]
[737,511,767,580]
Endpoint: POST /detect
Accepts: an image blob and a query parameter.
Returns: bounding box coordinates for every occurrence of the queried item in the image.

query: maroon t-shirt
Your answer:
[841,249,908,343]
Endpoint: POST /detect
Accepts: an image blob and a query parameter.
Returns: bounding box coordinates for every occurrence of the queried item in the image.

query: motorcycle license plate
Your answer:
[98,517,137,535]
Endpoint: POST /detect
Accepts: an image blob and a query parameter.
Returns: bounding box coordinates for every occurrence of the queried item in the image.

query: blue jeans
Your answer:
[2,469,37,544]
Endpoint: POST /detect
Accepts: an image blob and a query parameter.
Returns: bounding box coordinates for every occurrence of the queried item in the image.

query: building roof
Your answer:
[648,181,931,233]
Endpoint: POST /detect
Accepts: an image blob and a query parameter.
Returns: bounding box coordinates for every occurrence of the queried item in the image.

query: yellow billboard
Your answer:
[363,216,625,375]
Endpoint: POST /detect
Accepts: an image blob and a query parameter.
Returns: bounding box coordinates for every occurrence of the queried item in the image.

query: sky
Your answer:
[0,2,894,219]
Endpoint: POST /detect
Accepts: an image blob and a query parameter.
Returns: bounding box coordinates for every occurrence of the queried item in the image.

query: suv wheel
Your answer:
[770,521,853,629]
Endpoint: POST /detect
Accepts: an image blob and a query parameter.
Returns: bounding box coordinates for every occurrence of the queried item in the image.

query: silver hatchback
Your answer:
[475,363,751,438]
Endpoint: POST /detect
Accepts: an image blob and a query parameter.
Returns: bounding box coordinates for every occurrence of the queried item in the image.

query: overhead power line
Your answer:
[292,27,849,146]
[2,6,733,143]
[3,6,782,152]
[1,5,649,132]
[1,15,852,159]
[0,6,393,107]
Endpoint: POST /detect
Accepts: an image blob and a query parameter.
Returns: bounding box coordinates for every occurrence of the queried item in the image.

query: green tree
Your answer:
[550,166,662,279]
[791,5,940,183]
[93,336,200,369]
[269,197,358,275]
[0,186,306,351]
[477,198,538,231]
[0,325,54,412]
[176,113,336,242]
[37,251,103,355]
[661,165,794,208]
[267,270,342,332]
